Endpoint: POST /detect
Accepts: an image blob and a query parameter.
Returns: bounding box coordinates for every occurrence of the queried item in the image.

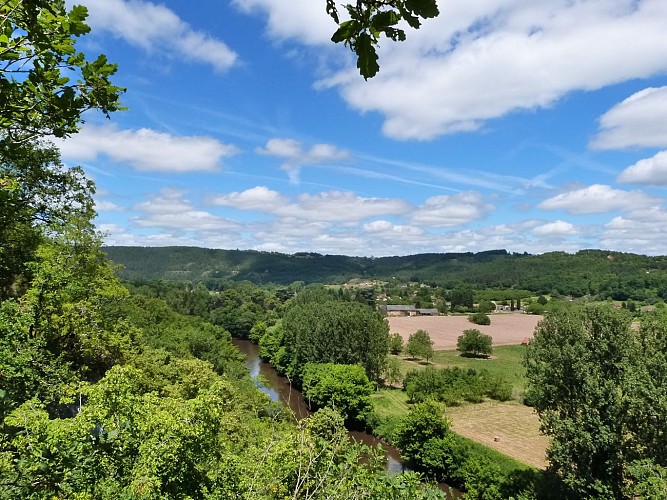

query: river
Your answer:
[232,339,459,497]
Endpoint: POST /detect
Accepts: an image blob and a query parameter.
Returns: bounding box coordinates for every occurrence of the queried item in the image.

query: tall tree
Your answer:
[525,305,667,498]
[281,294,389,381]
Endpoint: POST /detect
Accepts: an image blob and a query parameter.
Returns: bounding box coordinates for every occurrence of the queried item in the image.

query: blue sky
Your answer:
[56,0,667,256]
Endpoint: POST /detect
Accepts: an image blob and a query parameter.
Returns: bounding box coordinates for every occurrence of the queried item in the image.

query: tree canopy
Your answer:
[525,305,667,498]
[0,0,124,142]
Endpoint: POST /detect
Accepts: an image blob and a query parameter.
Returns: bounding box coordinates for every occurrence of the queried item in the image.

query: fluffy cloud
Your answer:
[591,87,667,150]
[617,151,667,185]
[56,124,237,172]
[410,192,494,227]
[257,138,349,182]
[210,186,289,211]
[539,184,662,215]
[601,208,667,254]
[244,0,667,140]
[232,0,334,46]
[211,186,411,223]
[532,220,578,236]
[79,0,237,71]
[132,189,240,232]
[94,199,124,212]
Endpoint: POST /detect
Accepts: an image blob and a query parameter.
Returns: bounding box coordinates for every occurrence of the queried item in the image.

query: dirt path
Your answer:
[446,401,549,469]
[388,313,542,350]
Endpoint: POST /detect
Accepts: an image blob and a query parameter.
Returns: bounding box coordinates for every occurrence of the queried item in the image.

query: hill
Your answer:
[103,246,667,299]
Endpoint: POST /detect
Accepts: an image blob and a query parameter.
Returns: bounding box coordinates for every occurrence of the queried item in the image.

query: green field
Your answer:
[396,344,529,401]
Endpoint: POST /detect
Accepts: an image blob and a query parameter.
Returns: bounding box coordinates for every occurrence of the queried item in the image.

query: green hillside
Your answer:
[103,246,667,300]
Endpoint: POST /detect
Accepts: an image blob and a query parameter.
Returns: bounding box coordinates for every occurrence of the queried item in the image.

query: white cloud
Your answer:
[132,189,240,232]
[591,87,667,150]
[247,0,667,140]
[95,199,124,212]
[210,186,289,211]
[79,0,237,72]
[532,220,578,236]
[233,0,334,46]
[211,186,411,223]
[539,184,661,215]
[410,192,494,227]
[617,151,667,185]
[56,123,237,172]
[257,138,349,183]
[601,208,667,254]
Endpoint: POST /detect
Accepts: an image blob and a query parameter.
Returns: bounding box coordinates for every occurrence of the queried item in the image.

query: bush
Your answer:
[469,312,491,325]
[457,328,493,358]
[301,363,374,428]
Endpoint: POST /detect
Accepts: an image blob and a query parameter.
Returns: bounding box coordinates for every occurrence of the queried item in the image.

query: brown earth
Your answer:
[446,401,549,469]
[388,313,542,350]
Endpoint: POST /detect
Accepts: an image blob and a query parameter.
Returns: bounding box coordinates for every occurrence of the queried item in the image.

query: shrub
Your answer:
[469,312,491,325]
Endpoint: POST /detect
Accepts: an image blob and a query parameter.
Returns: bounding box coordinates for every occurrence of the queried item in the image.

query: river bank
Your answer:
[232,338,460,497]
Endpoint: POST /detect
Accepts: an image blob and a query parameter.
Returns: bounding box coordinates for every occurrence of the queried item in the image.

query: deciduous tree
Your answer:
[457,328,493,358]
[525,305,667,498]
[406,329,434,362]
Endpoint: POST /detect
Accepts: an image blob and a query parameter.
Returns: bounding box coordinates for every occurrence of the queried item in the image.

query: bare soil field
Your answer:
[388,313,542,350]
[446,401,549,469]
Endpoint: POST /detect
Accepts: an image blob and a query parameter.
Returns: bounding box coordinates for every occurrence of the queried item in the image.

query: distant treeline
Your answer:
[104,246,667,301]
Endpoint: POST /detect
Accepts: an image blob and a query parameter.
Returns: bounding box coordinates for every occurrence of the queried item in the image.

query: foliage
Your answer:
[525,305,667,498]
[457,328,493,357]
[403,366,512,405]
[383,357,403,387]
[0,140,96,298]
[468,312,491,326]
[394,401,449,466]
[406,329,434,362]
[104,247,667,307]
[279,291,389,381]
[450,288,474,311]
[477,300,495,313]
[0,0,124,141]
[327,0,439,79]
[524,302,545,315]
[388,331,404,354]
[301,363,374,427]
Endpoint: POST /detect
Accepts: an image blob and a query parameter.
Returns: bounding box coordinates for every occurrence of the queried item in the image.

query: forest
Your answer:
[104,246,667,303]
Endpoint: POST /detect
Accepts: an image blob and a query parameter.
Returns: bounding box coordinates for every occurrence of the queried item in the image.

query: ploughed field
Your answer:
[388,313,543,350]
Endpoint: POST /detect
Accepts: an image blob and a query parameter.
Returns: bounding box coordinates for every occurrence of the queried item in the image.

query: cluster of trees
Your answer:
[406,329,435,362]
[106,247,667,308]
[525,305,667,498]
[457,329,493,358]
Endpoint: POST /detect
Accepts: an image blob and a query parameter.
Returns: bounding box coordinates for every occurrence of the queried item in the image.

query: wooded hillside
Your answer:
[104,246,667,299]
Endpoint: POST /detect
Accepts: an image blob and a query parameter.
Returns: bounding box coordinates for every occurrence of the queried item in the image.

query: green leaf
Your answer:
[405,0,440,19]
[371,11,400,30]
[354,33,379,81]
[331,20,358,44]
